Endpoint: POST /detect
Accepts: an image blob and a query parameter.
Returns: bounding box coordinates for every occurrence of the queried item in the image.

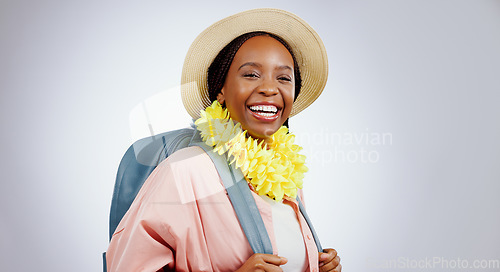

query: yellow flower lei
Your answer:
[194,101,308,201]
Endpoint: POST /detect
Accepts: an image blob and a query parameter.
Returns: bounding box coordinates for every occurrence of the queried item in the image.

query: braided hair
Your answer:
[207,31,302,128]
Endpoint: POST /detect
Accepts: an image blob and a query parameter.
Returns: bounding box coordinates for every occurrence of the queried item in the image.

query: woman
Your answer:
[107,8,341,272]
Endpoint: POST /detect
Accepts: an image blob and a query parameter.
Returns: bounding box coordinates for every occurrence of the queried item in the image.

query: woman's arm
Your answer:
[106,162,177,271]
[106,149,215,271]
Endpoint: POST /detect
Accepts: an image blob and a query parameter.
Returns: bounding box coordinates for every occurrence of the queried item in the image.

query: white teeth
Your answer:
[249,105,278,113]
[257,112,274,117]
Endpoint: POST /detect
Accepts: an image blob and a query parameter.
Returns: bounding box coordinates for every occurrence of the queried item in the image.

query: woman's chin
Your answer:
[238,114,287,141]
[245,126,280,141]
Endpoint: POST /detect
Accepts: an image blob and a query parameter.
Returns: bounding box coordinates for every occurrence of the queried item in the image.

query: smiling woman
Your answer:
[106,8,341,272]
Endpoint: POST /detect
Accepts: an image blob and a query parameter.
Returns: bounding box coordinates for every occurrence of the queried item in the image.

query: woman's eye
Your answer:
[278,76,292,82]
[243,73,259,78]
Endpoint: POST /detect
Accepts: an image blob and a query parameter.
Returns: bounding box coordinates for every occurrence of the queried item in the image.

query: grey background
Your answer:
[1,0,499,271]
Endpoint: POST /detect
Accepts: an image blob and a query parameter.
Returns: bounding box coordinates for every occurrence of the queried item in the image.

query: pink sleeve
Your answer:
[106,148,214,272]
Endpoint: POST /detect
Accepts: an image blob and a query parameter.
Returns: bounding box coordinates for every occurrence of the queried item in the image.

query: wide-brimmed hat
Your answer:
[181,8,328,119]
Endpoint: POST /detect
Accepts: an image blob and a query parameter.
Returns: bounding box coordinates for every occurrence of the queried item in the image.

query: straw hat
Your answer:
[181,8,328,119]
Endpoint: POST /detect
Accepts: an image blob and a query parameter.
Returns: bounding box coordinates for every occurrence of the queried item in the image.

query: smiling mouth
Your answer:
[248,105,281,121]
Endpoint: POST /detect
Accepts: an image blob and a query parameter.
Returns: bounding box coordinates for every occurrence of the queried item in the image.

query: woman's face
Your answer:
[217,35,295,141]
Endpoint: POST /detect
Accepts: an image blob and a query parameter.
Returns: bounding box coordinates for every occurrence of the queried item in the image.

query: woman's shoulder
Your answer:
[161,145,212,169]
[154,145,225,200]
[155,145,221,187]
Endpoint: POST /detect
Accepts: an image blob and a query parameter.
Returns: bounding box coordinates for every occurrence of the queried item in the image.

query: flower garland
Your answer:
[194,101,308,201]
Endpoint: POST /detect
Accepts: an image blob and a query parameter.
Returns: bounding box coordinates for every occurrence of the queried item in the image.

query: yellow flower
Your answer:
[195,101,308,202]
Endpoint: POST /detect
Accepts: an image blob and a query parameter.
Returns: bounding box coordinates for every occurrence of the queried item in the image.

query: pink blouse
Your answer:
[106,146,320,272]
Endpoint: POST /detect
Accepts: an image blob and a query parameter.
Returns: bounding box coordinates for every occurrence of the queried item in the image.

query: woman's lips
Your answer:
[247,104,281,121]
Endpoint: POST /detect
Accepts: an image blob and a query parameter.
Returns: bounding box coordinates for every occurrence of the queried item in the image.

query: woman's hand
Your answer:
[236,253,288,272]
[319,248,341,272]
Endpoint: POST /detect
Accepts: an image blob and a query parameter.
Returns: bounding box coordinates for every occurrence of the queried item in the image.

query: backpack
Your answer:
[103,127,322,271]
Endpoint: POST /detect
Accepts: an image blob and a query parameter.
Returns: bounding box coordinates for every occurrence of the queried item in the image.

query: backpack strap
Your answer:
[191,139,323,254]
[191,142,274,254]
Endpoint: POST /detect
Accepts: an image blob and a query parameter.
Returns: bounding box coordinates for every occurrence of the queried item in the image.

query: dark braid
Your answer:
[207,31,302,107]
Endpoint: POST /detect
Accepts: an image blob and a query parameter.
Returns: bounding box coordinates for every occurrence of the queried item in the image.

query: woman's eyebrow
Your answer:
[238,62,261,70]
[238,62,293,72]
[276,65,293,71]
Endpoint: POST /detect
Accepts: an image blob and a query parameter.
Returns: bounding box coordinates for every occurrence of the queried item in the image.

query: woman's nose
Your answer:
[257,79,279,96]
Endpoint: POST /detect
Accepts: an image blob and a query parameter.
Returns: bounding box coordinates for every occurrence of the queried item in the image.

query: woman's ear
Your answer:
[216,90,225,105]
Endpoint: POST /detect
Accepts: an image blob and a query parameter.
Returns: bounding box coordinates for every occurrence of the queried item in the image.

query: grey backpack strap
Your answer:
[296,197,323,252]
[191,142,273,255]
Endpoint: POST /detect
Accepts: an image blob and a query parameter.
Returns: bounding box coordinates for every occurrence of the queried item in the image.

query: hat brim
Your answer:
[181,8,328,119]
